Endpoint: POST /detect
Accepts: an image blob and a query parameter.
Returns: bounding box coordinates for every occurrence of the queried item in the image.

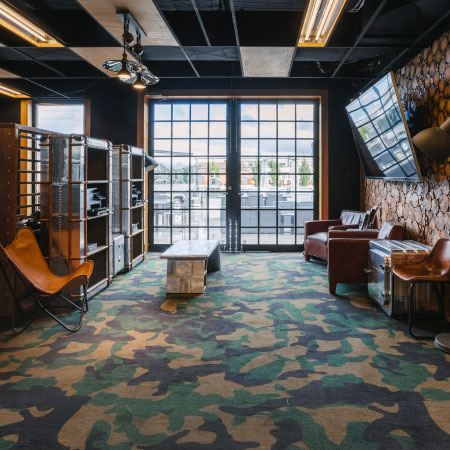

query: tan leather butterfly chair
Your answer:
[0,227,93,334]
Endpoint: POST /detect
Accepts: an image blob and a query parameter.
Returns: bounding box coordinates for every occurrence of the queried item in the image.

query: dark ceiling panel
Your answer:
[161,12,208,46]
[185,46,239,61]
[0,60,62,78]
[43,61,107,78]
[236,12,302,46]
[142,46,185,61]
[193,60,241,76]
[199,12,236,46]
[142,60,197,77]
[156,0,306,11]
[0,47,81,61]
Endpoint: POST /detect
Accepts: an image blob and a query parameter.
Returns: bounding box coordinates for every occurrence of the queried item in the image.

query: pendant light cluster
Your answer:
[102,11,158,89]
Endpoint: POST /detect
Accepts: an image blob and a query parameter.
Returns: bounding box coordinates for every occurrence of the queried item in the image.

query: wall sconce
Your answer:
[413,116,450,164]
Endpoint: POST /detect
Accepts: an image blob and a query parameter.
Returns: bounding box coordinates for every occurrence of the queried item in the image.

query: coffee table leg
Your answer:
[207,244,221,272]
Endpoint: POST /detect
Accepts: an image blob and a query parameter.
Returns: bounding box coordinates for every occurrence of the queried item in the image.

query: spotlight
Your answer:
[117,53,131,80]
[133,73,146,90]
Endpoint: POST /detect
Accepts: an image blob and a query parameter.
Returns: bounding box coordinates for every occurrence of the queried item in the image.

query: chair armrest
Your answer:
[65,260,94,287]
[328,224,360,231]
[305,220,342,238]
[328,230,379,239]
[328,238,371,284]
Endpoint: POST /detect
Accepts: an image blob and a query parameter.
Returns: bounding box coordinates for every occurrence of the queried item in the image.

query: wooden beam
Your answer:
[84,99,91,136]
[0,68,19,78]
[76,0,177,46]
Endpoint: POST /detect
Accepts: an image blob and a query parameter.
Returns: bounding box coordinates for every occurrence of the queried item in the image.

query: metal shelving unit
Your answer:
[40,135,112,298]
[112,144,146,271]
[0,123,51,316]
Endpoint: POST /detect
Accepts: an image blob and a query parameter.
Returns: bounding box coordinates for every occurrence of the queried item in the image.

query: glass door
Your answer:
[150,100,229,250]
[149,98,319,251]
[238,100,319,250]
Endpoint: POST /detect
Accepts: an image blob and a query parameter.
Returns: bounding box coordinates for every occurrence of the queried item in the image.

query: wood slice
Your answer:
[427,52,433,64]
[433,72,440,86]
[441,36,449,52]
[432,40,439,55]
[444,67,450,82]
[439,60,446,74]
[430,61,437,76]
[436,49,442,62]
[446,47,450,63]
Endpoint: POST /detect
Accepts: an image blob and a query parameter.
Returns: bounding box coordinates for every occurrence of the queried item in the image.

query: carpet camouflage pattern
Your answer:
[0,253,450,450]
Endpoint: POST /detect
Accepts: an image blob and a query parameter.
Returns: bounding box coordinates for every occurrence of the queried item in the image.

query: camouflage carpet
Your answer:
[1,253,450,450]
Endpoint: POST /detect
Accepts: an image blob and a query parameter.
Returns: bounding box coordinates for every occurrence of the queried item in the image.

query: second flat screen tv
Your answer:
[346,72,422,182]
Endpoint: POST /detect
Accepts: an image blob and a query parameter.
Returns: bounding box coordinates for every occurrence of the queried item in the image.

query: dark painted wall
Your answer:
[89,81,138,147]
[0,98,20,123]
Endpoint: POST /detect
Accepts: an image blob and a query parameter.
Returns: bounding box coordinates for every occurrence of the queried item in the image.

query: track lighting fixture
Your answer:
[101,10,159,89]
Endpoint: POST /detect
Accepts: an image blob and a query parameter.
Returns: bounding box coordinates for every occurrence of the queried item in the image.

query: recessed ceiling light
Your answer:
[0,1,62,47]
[298,0,347,47]
[0,83,30,98]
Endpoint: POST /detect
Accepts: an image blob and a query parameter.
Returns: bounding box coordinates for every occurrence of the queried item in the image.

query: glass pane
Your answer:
[278,122,295,138]
[279,175,295,191]
[259,209,276,226]
[191,122,208,138]
[241,210,257,227]
[154,192,171,209]
[210,122,226,138]
[296,228,305,245]
[296,174,313,190]
[278,157,296,174]
[173,139,190,155]
[153,139,171,156]
[154,122,171,138]
[210,139,226,156]
[260,191,277,207]
[173,227,189,242]
[209,192,226,209]
[296,192,314,209]
[241,139,258,156]
[296,104,314,120]
[154,104,171,121]
[259,228,276,244]
[190,191,206,209]
[279,139,295,155]
[172,192,188,208]
[191,139,208,156]
[279,210,295,228]
[191,210,208,226]
[260,104,276,120]
[172,210,189,227]
[278,230,295,245]
[209,157,226,174]
[296,139,314,156]
[210,104,227,121]
[209,209,225,227]
[241,157,259,174]
[278,104,295,120]
[191,174,206,191]
[191,156,208,173]
[209,174,226,190]
[241,122,258,138]
[173,122,189,138]
[155,156,170,173]
[297,122,314,138]
[241,104,258,121]
[172,157,190,174]
[260,122,276,138]
[154,228,171,244]
[296,210,314,227]
[154,210,171,226]
[260,139,276,155]
[173,104,189,120]
[191,227,208,240]
[172,173,189,191]
[209,228,226,244]
[298,157,313,174]
[191,104,208,120]
[241,228,257,244]
[36,103,84,134]
[259,156,277,173]
[154,174,170,190]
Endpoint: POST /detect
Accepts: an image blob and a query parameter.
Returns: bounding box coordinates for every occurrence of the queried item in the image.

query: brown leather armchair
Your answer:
[304,210,366,261]
[327,220,405,294]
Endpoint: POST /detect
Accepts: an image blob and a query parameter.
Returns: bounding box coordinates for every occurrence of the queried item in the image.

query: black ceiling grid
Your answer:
[0,0,447,95]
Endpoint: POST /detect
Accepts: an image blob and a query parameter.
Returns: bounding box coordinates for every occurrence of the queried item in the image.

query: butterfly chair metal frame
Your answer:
[0,227,93,334]
[392,238,450,339]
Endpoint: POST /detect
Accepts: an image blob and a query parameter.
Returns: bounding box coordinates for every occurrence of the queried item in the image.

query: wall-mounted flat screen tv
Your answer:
[346,72,422,182]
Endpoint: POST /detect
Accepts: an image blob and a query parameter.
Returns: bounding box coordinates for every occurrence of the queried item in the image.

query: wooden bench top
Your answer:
[160,240,220,259]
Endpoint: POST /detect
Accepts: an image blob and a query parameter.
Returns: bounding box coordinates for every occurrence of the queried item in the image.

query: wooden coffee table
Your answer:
[160,240,221,294]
